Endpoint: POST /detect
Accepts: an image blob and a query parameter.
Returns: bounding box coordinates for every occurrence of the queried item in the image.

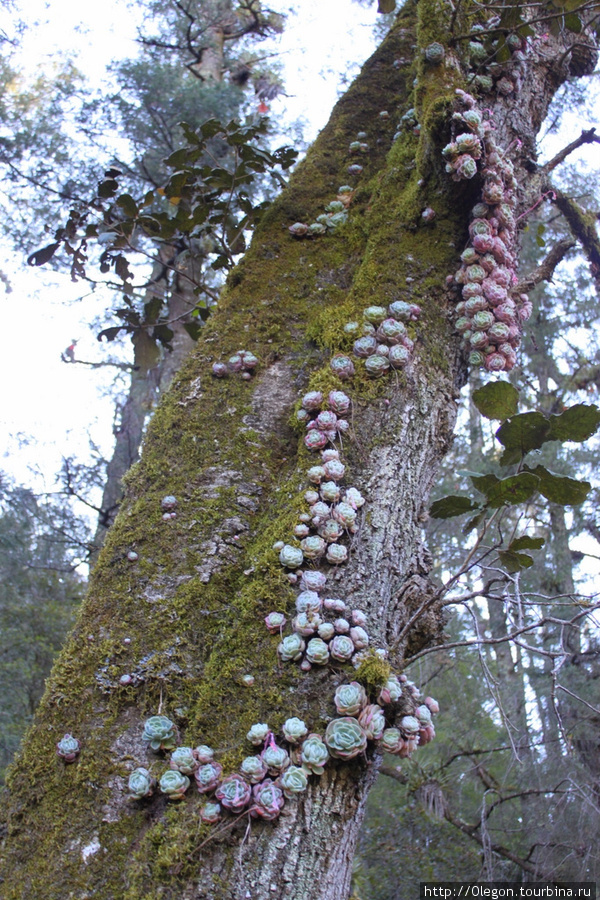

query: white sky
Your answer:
[0,0,382,501]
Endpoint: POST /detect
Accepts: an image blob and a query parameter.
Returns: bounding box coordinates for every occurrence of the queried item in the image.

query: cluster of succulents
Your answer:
[343,302,421,376]
[445,90,530,371]
[424,42,445,66]
[211,350,259,380]
[126,682,439,817]
[56,733,80,763]
[466,21,529,97]
[394,107,420,141]
[160,495,178,521]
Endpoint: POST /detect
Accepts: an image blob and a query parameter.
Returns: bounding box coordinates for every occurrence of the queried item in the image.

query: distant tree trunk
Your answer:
[1,3,585,897]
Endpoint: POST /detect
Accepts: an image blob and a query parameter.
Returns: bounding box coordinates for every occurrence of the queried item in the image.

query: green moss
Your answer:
[355,652,392,693]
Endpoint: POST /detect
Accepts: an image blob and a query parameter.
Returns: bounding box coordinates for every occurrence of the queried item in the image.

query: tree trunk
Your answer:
[0,3,579,897]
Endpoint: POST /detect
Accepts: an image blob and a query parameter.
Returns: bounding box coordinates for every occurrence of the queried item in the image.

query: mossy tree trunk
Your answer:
[0,2,585,897]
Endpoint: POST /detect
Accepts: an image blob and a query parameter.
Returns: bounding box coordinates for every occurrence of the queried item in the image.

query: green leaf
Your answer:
[143,296,162,324]
[153,324,174,346]
[27,242,60,267]
[526,465,591,506]
[98,326,123,342]
[183,321,202,341]
[463,510,486,535]
[116,193,138,218]
[473,382,519,420]
[377,0,396,12]
[97,179,119,199]
[496,412,551,458]
[498,550,534,573]
[547,404,600,443]
[509,535,545,552]
[429,495,480,519]
[199,119,223,140]
[471,473,500,495]
[164,148,190,169]
[476,472,540,508]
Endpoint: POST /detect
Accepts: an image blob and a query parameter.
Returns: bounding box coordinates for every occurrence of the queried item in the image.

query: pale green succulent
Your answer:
[261,744,290,776]
[199,801,221,823]
[300,735,330,775]
[194,762,223,793]
[159,769,190,800]
[56,733,80,762]
[334,682,368,717]
[282,717,308,744]
[246,723,269,746]
[324,717,368,760]
[279,544,304,568]
[378,675,403,705]
[194,744,215,763]
[141,715,177,752]
[305,638,330,666]
[358,704,386,740]
[280,765,309,800]
[278,633,305,662]
[240,755,268,784]
[169,747,198,775]
[330,635,355,662]
[128,767,155,800]
[381,727,403,754]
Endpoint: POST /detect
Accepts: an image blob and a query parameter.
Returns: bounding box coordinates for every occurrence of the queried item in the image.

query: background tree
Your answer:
[1,0,599,898]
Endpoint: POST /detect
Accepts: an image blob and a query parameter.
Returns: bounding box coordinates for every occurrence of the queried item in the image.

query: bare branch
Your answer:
[542,128,600,174]
[515,238,575,294]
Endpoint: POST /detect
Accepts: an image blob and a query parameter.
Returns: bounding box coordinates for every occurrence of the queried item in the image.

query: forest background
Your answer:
[1,0,600,897]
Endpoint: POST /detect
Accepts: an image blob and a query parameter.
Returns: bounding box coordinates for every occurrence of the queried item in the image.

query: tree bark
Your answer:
[0,2,581,897]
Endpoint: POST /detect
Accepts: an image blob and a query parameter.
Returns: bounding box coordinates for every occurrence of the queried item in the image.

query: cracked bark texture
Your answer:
[0,2,584,898]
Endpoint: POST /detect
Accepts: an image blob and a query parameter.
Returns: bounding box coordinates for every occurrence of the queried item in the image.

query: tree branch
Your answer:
[542,128,600,174]
[515,238,575,294]
[546,185,600,291]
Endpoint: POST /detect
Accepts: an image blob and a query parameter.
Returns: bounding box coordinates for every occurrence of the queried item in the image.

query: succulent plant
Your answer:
[365,354,390,377]
[358,704,386,740]
[265,612,287,633]
[261,743,290,776]
[308,222,327,235]
[307,465,326,484]
[452,154,478,180]
[300,535,326,559]
[251,779,285,820]
[170,747,198,775]
[302,391,323,411]
[278,633,306,662]
[282,717,309,744]
[347,164,364,176]
[200,801,222,823]
[142,715,177,752]
[353,335,378,359]
[389,345,410,369]
[333,502,357,528]
[333,617,350,634]
[300,735,330,774]
[304,430,329,451]
[424,696,440,714]
[56,733,80,762]
[399,715,420,737]
[378,675,403,705]
[241,674,255,687]
[425,41,445,64]
[279,544,304,569]
[330,634,355,662]
[334,682,368,716]
[324,717,368,760]
[289,222,309,237]
[216,774,252,812]
[318,622,335,641]
[381,727,403,754]
[240,755,269,784]
[326,543,348,565]
[350,626,369,649]
[194,745,215,764]
[128,767,155,799]
[292,612,321,636]
[328,390,351,415]
[323,459,346,482]
[247,723,270,745]
[211,362,228,378]
[159,770,190,800]
[194,762,223,793]
[305,637,330,665]
[377,318,407,344]
[295,590,322,614]
[300,570,327,593]
[320,481,340,503]
[318,519,344,543]
[279,765,309,800]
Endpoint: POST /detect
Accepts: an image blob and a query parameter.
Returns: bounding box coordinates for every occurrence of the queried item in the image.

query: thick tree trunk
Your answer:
[0,3,578,897]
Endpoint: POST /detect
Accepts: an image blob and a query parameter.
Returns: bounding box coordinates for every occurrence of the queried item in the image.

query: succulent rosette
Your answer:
[305,637,330,665]
[240,755,269,784]
[169,746,198,775]
[334,682,368,717]
[330,635,355,662]
[324,717,368,760]
[246,723,270,746]
[358,704,386,740]
[56,733,80,762]
[278,633,306,662]
[300,735,330,775]
[159,770,190,800]
[424,696,440,715]
[282,717,308,745]
[279,765,309,800]
[264,612,286,633]
[293,612,321,637]
[349,626,369,649]
[279,544,304,569]
[128,767,155,799]
[295,590,322,614]
[399,715,420,737]
[142,715,177,752]
[415,704,433,726]
[250,779,285,821]
[381,728,403,754]
[261,744,290,776]
[194,762,223,794]
[216,774,252,812]
[199,801,222,824]
[193,744,215,764]
[378,675,403,706]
